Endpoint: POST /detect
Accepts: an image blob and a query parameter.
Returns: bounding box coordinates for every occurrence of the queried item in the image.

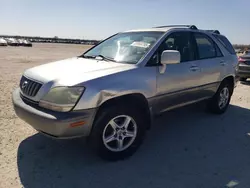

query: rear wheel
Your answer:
[90,105,146,161]
[207,82,232,114]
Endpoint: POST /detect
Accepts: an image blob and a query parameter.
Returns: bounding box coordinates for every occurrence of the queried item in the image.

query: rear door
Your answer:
[192,32,225,98]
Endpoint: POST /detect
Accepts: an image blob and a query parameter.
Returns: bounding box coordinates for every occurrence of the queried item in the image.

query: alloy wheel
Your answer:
[102,115,137,152]
[218,87,229,109]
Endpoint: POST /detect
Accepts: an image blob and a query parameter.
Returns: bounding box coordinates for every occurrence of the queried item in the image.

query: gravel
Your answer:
[0,43,250,188]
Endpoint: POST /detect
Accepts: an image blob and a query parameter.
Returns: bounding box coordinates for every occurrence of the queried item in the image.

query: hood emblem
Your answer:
[22,81,28,89]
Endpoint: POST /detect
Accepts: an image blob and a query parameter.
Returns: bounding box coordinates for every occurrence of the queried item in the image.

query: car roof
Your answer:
[124,27,181,33]
[123,25,197,33]
[123,25,221,35]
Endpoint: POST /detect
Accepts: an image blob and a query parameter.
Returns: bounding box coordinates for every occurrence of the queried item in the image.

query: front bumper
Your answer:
[12,88,97,139]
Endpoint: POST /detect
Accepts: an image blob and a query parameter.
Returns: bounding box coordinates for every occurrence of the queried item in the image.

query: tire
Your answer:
[90,105,146,161]
[207,81,232,114]
[240,77,247,81]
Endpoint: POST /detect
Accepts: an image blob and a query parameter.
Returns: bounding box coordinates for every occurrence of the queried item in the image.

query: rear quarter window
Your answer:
[213,34,235,55]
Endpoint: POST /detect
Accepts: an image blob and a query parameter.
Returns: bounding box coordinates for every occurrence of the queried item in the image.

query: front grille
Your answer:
[20,76,42,97]
[20,93,39,105]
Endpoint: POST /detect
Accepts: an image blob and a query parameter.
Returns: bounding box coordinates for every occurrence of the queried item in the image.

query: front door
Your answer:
[154,31,203,113]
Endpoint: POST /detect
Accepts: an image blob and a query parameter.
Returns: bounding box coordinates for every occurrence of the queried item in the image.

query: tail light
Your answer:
[238,57,245,63]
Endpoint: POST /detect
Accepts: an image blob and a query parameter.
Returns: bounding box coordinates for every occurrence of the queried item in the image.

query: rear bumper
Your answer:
[237,65,250,78]
[236,70,250,78]
[12,88,97,139]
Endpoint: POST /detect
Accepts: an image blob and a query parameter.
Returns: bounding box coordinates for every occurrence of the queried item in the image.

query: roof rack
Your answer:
[154,25,198,30]
[204,30,220,34]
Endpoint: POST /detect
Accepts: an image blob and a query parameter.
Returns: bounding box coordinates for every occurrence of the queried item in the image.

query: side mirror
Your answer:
[159,50,180,74]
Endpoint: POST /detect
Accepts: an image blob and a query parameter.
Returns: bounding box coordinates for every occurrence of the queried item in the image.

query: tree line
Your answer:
[233,44,250,50]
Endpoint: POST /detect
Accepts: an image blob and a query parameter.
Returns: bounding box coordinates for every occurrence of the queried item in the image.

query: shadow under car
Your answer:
[17,103,250,188]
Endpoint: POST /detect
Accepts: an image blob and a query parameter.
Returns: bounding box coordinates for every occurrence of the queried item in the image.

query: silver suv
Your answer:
[13,25,238,160]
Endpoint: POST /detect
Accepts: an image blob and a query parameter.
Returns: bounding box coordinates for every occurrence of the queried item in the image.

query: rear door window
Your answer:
[194,33,216,59]
[215,43,223,57]
[193,33,225,59]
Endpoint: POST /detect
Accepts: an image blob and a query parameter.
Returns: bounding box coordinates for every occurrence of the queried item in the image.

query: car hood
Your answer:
[24,57,136,86]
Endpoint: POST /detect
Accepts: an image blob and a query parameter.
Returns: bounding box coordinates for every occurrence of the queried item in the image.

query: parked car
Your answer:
[0,38,7,46]
[237,50,250,81]
[12,25,238,161]
[6,38,19,46]
[17,39,24,45]
[16,39,32,47]
[23,39,32,47]
[243,50,250,55]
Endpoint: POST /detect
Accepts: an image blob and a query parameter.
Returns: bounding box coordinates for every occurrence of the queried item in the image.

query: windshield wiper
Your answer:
[79,54,116,62]
[95,55,117,62]
[79,55,96,59]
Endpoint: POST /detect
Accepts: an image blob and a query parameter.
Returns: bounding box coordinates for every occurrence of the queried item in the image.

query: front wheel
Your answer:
[207,82,232,114]
[90,105,146,161]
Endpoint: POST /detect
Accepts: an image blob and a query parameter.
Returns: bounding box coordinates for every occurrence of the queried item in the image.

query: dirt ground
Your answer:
[1,43,250,188]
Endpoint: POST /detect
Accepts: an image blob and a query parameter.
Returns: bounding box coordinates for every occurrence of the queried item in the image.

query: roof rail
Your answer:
[154,25,198,30]
[204,30,220,34]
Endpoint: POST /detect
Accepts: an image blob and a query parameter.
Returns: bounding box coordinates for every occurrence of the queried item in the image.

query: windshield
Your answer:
[83,31,164,64]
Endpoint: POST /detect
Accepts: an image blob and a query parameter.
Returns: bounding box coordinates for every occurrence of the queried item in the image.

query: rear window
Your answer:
[213,34,235,55]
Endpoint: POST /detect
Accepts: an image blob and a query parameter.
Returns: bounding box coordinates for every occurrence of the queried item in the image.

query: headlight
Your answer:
[39,87,85,112]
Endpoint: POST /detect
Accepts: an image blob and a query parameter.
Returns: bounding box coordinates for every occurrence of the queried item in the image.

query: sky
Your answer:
[1,0,250,44]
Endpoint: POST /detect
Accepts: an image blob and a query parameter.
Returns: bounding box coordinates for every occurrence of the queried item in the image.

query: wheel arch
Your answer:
[220,75,235,95]
[94,93,152,130]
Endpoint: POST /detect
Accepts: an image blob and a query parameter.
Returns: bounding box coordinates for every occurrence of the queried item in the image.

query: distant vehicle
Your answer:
[13,25,238,161]
[17,39,24,45]
[235,49,241,53]
[237,50,250,81]
[0,38,7,46]
[243,50,250,55]
[22,39,32,47]
[6,38,19,46]
[16,39,24,46]
[16,39,32,47]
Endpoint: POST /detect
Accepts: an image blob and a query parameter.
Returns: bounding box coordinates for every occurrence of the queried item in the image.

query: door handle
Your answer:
[190,66,199,71]
[220,60,227,66]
